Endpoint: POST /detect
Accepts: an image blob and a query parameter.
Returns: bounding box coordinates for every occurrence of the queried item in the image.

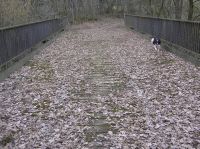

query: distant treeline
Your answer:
[127,0,200,21]
[0,0,200,28]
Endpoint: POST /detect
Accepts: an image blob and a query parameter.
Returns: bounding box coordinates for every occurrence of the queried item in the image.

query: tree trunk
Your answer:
[174,0,183,19]
[188,0,194,20]
[157,0,165,17]
[148,0,153,16]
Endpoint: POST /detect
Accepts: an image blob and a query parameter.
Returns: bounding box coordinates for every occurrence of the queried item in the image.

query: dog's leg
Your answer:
[157,45,161,51]
[154,45,158,51]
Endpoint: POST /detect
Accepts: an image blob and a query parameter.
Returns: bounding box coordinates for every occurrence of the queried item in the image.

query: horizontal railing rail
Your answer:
[124,14,200,54]
[0,17,67,67]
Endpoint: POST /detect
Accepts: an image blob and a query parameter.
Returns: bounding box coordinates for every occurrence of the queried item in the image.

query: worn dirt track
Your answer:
[0,18,200,148]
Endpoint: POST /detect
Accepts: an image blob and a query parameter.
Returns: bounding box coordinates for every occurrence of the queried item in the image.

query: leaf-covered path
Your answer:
[0,18,200,148]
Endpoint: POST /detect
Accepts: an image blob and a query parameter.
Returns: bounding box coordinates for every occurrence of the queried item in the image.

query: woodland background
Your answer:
[0,0,200,28]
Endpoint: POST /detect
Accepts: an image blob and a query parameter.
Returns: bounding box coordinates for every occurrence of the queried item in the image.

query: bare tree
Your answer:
[1,0,200,27]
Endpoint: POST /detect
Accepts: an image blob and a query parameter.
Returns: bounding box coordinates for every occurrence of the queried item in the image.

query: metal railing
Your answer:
[0,17,67,66]
[125,14,200,54]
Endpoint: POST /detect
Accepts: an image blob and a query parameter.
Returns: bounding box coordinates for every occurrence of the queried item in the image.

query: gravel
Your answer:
[0,18,200,149]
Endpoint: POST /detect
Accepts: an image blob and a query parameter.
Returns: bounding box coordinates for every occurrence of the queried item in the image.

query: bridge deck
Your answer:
[0,18,200,148]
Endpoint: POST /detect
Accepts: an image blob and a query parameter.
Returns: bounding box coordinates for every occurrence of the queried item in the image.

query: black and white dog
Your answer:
[151,37,161,51]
